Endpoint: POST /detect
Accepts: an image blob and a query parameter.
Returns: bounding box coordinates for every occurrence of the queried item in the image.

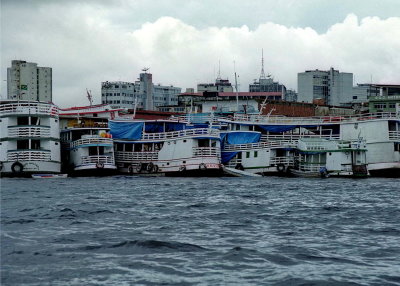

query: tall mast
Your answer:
[260,49,266,79]
[234,61,239,112]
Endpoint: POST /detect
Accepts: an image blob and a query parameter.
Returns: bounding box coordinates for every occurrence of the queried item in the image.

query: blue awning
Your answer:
[109,121,144,140]
[221,151,239,164]
[258,125,297,133]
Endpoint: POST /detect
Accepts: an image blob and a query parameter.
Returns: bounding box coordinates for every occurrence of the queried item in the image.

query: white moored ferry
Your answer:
[221,112,400,177]
[110,119,223,176]
[0,100,61,177]
[59,105,120,176]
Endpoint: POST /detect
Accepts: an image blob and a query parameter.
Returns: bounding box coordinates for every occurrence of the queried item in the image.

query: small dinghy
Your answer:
[32,174,68,179]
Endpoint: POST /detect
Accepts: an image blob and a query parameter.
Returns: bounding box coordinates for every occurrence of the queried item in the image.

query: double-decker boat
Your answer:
[0,100,61,177]
[110,119,223,176]
[219,112,399,177]
[59,105,120,176]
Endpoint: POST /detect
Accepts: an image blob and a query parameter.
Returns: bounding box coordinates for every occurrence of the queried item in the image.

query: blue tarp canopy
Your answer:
[220,131,261,149]
[109,121,144,140]
[258,125,297,133]
[221,151,239,164]
[221,131,261,145]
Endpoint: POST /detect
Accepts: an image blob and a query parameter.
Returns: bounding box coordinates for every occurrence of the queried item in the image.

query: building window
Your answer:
[374,103,386,109]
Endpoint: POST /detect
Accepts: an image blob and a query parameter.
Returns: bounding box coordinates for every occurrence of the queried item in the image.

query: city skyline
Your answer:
[1,0,399,107]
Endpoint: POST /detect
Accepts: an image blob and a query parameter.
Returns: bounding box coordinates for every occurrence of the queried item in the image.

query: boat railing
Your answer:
[174,114,230,124]
[114,151,159,162]
[295,163,326,172]
[341,164,353,172]
[7,150,52,161]
[81,155,115,165]
[233,112,399,124]
[192,147,220,157]
[142,128,219,140]
[7,126,51,138]
[0,102,58,117]
[223,140,294,151]
[389,131,400,141]
[261,134,340,142]
[70,137,113,149]
[270,156,295,165]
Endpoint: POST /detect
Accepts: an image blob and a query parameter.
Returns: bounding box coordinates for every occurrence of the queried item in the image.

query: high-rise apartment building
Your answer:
[297,68,353,106]
[101,70,181,110]
[7,60,52,102]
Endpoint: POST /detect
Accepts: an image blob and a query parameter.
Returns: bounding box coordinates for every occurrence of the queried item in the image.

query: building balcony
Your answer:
[7,150,52,161]
[0,102,58,117]
[7,126,51,138]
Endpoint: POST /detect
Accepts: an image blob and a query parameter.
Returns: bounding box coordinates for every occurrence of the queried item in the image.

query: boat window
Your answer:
[17,140,29,149]
[31,117,40,125]
[125,144,133,152]
[17,117,29,125]
[116,143,124,151]
[246,152,250,158]
[134,144,142,152]
[31,140,41,150]
[254,151,258,158]
[198,139,210,147]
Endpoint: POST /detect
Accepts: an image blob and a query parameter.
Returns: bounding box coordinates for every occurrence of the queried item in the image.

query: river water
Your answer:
[1,176,400,285]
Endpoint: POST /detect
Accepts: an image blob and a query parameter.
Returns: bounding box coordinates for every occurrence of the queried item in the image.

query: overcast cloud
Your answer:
[1,0,399,107]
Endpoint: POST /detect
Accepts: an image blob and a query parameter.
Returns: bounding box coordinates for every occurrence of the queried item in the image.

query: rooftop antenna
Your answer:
[260,49,266,79]
[142,67,150,73]
[234,60,239,112]
[86,88,93,106]
[217,60,221,80]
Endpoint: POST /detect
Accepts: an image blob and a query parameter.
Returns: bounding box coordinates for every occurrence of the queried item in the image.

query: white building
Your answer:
[101,70,181,111]
[297,68,353,106]
[7,60,52,102]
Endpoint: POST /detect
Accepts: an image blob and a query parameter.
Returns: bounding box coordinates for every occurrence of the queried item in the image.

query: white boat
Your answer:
[290,138,368,177]
[60,128,117,176]
[110,119,223,176]
[0,100,61,177]
[32,174,68,179]
[59,106,118,176]
[218,112,399,177]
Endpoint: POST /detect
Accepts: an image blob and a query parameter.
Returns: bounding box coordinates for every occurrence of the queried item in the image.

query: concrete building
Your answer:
[197,78,234,93]
[249,50,287,99]
[101,70,181,111]
[297,68,353,106]
[367,84,400,113]
[7,60,52,102]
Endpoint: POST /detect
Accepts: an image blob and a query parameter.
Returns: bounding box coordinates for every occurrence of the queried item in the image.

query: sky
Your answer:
[1,0,400,107]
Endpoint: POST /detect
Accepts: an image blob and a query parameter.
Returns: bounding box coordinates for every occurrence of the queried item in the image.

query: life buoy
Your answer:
[11,161,24,173]
[179,165,186,172]
[199,163,207,170]
[152,165,159,173]
[235,163,244,171]
[136,163,143,172]
[147,162,154,172]
[277,164,285,173]
[96,162,104,169]
[128,165,135,174]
